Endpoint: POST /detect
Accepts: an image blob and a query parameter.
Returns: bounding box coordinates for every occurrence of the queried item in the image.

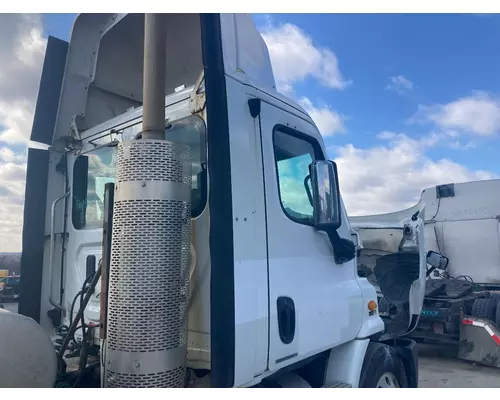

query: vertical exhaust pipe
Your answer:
[142,13,167,140]
[104,13,192,388]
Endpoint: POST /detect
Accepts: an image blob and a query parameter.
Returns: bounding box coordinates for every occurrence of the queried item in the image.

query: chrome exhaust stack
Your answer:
[104,13,192,388]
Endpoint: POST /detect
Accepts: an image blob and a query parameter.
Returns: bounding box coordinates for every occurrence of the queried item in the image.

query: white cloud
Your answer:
[0,100,40,145]
[331,132,496,216]
[0,154,27,252]
[386,75,414,95]
[0,15,46,145]
[0,146,27,164]
[258,19,349,137]
[449,140,476,150]
[299,97,345,137]
[259,21,351,94]
[377,131,397,140]
[0,202,25,253]
[377,130,443,149]
[411,91,500,136]
[0,14,46,252]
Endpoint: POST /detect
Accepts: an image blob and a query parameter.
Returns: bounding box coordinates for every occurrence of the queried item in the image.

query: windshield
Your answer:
[72,115,207,230]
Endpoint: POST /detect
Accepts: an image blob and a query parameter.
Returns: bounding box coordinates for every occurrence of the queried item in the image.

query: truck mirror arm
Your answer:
[319,225,356,264]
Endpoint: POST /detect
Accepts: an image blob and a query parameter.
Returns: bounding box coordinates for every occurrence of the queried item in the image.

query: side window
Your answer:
[72,115,207,230]
[164,115,207,218]
[72,147,116,230]
[273,127,324,224]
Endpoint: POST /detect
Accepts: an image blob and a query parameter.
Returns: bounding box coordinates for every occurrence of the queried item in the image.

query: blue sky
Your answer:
[1,13,499,251]
[255,13,500,173]
[255,13,500,215]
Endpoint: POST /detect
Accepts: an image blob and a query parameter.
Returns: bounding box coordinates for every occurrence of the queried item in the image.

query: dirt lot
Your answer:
[418,343,500,387]
[3,301,500,387]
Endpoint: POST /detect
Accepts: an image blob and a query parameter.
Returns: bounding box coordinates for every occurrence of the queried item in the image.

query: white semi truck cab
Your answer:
[7,13,428,388]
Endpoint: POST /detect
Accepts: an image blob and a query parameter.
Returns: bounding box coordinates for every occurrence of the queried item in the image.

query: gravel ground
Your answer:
[3,301,500,387]
[418,343,500,388]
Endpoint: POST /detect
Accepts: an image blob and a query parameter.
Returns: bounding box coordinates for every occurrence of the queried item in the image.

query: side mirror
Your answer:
[426,250,449,271]
[310,160,342,230]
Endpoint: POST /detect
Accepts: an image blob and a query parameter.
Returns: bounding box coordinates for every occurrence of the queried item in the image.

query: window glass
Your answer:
[72,147,116,230]
[273,128,323,224]
[164,116,207,216]
[72,115,207,229]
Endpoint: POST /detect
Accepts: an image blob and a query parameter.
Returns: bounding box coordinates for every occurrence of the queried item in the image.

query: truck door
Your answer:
[257,101,364,372]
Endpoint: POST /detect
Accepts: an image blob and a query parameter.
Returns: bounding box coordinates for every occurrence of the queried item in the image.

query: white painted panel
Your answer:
[258,100,364,372]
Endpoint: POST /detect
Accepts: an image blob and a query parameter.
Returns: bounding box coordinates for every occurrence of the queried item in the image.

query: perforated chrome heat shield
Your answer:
[104,140,192,388]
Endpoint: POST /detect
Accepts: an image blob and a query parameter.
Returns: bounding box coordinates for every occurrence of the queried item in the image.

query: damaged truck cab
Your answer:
[351,210,427,339]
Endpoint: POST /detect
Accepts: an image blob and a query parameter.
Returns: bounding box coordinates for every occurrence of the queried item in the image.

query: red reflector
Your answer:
[492,335,500,345]
[462,319,473,325]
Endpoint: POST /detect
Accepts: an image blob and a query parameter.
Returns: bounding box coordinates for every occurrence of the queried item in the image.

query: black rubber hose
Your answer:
[73,327,91,388]
[69,290,82,328]
[57,264,102,360]
[69,273,92,345]
[77,274,91,345]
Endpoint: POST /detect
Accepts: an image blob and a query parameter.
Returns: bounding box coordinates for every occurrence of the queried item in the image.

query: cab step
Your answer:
[321,381,352,388]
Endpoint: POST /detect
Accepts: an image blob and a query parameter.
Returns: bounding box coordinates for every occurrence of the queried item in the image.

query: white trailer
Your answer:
[352,179,500,369]
[4,13,429,388]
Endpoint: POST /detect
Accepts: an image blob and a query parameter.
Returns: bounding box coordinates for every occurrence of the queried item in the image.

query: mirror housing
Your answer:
[426,250,449,271]
[310,160,342,230]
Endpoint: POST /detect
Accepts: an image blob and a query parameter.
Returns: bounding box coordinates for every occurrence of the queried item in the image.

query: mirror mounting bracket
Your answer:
[319,225,356,264]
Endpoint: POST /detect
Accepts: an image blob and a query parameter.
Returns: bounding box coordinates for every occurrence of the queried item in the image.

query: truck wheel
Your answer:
[471,298,497,321]
[495,300,500,328]
[359,343,408,388]
[490,294,500,305]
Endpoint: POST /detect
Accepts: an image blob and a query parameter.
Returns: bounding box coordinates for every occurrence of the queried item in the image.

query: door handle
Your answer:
[277,296,296,345]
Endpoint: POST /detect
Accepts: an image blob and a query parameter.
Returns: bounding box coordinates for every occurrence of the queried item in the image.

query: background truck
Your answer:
[352,179,500,369]
[0,269,8,305]
[0,275,21,302]
[3,13,429,388]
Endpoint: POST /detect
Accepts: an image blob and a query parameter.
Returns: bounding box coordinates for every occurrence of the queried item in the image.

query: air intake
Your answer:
[104,139,191,388]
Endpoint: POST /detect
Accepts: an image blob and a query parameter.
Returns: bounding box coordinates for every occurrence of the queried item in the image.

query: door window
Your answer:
[273,127,324,225]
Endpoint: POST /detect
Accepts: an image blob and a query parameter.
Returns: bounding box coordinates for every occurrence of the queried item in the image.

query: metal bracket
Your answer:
[70,114,86,141]
[51,115,87,153]
[78,139,119,156]
[55,153,67,174]
[48,191,71,312]
[189,70,206,114]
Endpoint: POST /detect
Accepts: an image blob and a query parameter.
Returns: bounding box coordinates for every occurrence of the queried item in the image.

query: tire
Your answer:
[495,300,500,328]
[471,298,497,321]
[359,343,408,388]
[490,294,500,305]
